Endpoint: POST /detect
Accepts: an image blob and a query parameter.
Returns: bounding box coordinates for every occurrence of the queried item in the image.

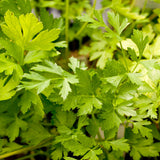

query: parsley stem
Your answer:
[0,137,53,159]
[130,0,135,9]
[65,0,69,57]
[92,113,103,141]
[15,151,48,160]
[119,41,129,72]
[75,0,97,38]
[142,0,148,13]
[132,61,139,73]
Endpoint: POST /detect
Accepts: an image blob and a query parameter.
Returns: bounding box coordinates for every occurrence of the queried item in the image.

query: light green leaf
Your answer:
[2,10,23,47]
[19,13,43,45]
[0,38,23,64]
[117,105,137,117]
[2,10,60,51]
[60,78,72,100]
[131,30,149,59]
[0,76,19,101]
[0,55,23,77]
[24,50,59,64]
[82,148,103,160]
[103,138,130,152]
[107,12,129,36]
[133,121,152,138]
[78,97,102,116]
[26,29,60,51]
[69,57,87,73]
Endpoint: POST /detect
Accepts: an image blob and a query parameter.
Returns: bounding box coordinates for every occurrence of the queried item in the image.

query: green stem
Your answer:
[131,61,139,73]
[119,41,129,72]
[15,151,47,160]
[75,0,97,38]
[92,113,103,141]
[142,0,148,13]
[0,137,53,159]
[99,5,111,12]
[130,0,135,9]
[159,107,160,123]
[65,0,69,57]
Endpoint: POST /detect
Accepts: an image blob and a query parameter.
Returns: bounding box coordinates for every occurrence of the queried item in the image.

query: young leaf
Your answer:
[128,47,138,61]
[107,12,129,36]
[131,30,149,59]
[2,10,60,51]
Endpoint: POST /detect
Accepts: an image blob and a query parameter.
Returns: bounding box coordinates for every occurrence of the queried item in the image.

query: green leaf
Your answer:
[107,12,129,36]
[30,61,78,99]
[131,30,149,59]
[2,10,43,48]
[116,102,137,117]
[18,91,37,114]
[7,117,27,141]
[63,139,89,156]
[40,8,64,30]
[2,10,23,47]
[0,55,23,77]
[132,120,152,138]
[128,47,138,61]
[0,38,23,64]
[60,78,72,100]
[53,111,76,129]
[103,138,130,152]
[0,0,31,16]
[104,75,124,87]
[69,57,87,73]
[2,10,60,51]
[103,59,126,77]
[40,8,55,30]
[127,73,143,85]
[24,50,59,64]
[78,97,102,116]
[82,148,103,160]
[0,142,22,155]
[0,76,19,101]
[19,13,43,46]
[101,111,121,131]
[78,116,89,130]
[26,28,60,51]
[130,145,159,160]
[21,122,51,145]
[21,72,51,94]
[64,157,76,160]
